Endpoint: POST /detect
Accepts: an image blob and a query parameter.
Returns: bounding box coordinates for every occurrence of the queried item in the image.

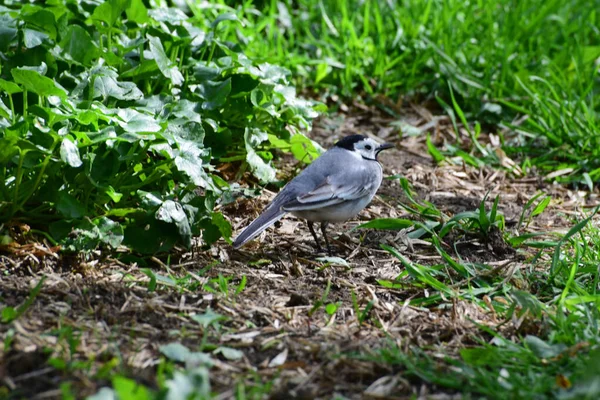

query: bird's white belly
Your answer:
[291,196,373,223]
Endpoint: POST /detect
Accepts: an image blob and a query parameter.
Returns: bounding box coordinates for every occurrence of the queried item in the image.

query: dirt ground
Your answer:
[1,104,597,399]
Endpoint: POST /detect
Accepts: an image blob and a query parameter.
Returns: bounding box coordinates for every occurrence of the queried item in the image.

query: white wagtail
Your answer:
[233,134,393,254]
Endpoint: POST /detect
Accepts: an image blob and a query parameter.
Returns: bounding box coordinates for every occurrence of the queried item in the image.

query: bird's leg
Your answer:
[307,221,323,253]
[320,222,332,256]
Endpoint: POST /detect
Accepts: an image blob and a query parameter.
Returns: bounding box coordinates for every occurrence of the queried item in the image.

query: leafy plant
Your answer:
[360,179,505,242]
[0,1,323,253]
[444,193,505,240]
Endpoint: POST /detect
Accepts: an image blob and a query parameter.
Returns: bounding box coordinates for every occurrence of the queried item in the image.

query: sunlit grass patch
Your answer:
[195,0,600,181]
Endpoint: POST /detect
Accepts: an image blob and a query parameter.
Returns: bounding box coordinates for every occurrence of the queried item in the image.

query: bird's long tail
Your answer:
[232,205,287,249]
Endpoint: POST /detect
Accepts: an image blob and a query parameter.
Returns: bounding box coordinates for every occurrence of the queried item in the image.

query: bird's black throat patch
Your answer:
[334,134,367,151]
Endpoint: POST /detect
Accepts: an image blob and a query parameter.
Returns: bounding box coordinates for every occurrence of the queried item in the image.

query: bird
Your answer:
[232,134,394,255]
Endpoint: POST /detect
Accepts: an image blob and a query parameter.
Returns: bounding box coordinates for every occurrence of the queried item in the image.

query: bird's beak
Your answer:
[376,142,394,153]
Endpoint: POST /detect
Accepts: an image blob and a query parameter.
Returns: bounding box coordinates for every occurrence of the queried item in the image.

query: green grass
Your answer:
[355,181,600,398]
[193,0,600,183]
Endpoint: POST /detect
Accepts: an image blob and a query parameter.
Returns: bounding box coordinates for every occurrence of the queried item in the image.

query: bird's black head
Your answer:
[334,134,394,161]
[334,134,368,151]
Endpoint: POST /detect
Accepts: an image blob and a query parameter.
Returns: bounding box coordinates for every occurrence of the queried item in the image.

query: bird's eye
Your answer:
[365,145,372,150]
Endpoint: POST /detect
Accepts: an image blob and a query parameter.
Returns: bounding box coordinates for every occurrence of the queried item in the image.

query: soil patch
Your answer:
[1,104,598,399]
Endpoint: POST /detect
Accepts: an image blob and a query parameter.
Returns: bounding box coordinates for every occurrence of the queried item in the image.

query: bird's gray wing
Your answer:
[282,174,375,211]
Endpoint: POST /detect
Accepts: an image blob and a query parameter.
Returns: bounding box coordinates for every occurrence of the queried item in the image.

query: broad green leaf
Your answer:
[0,136,19,164]
[194,63,221,81]
[138,191,164,208]
[56,191,86,219]
[290,134,321,163]
[267,134,291,150]
[116,109,161,133]
[119,59,159,80]
[0,15,18,51]
[174,141,214,190]
[0,235,12,245]
[211,212,232,243]
[147,34,183,86]
[93,75,143,101]
[191,309,226,328]
[11,68,67,99]
[214,347,243,360]
[23,29,49,48]
[135,94,172,114]
[170,99,202,124]
[166,121,206,153]
[49,220,74,242]
[74,110,100,128]
[104,208,141,217]
[201,220,222,246]
[59,25,99,66]
[0,78,22,94]
[274,84,320,119]
[247,62,289,83]
[92,0,131,27]
[244,128,276,183]
[160,343,191,362]
[105,186,123,203]
[155,200,191,246]
[20,7,57,39]
[63,219,108,252]
[197,79,231,110]
[112,376,150,400]
[126,0,149,24]
[95,217,124,248]
[123,222,177,254]
[229,74,260,96]
[60,138,83,168]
